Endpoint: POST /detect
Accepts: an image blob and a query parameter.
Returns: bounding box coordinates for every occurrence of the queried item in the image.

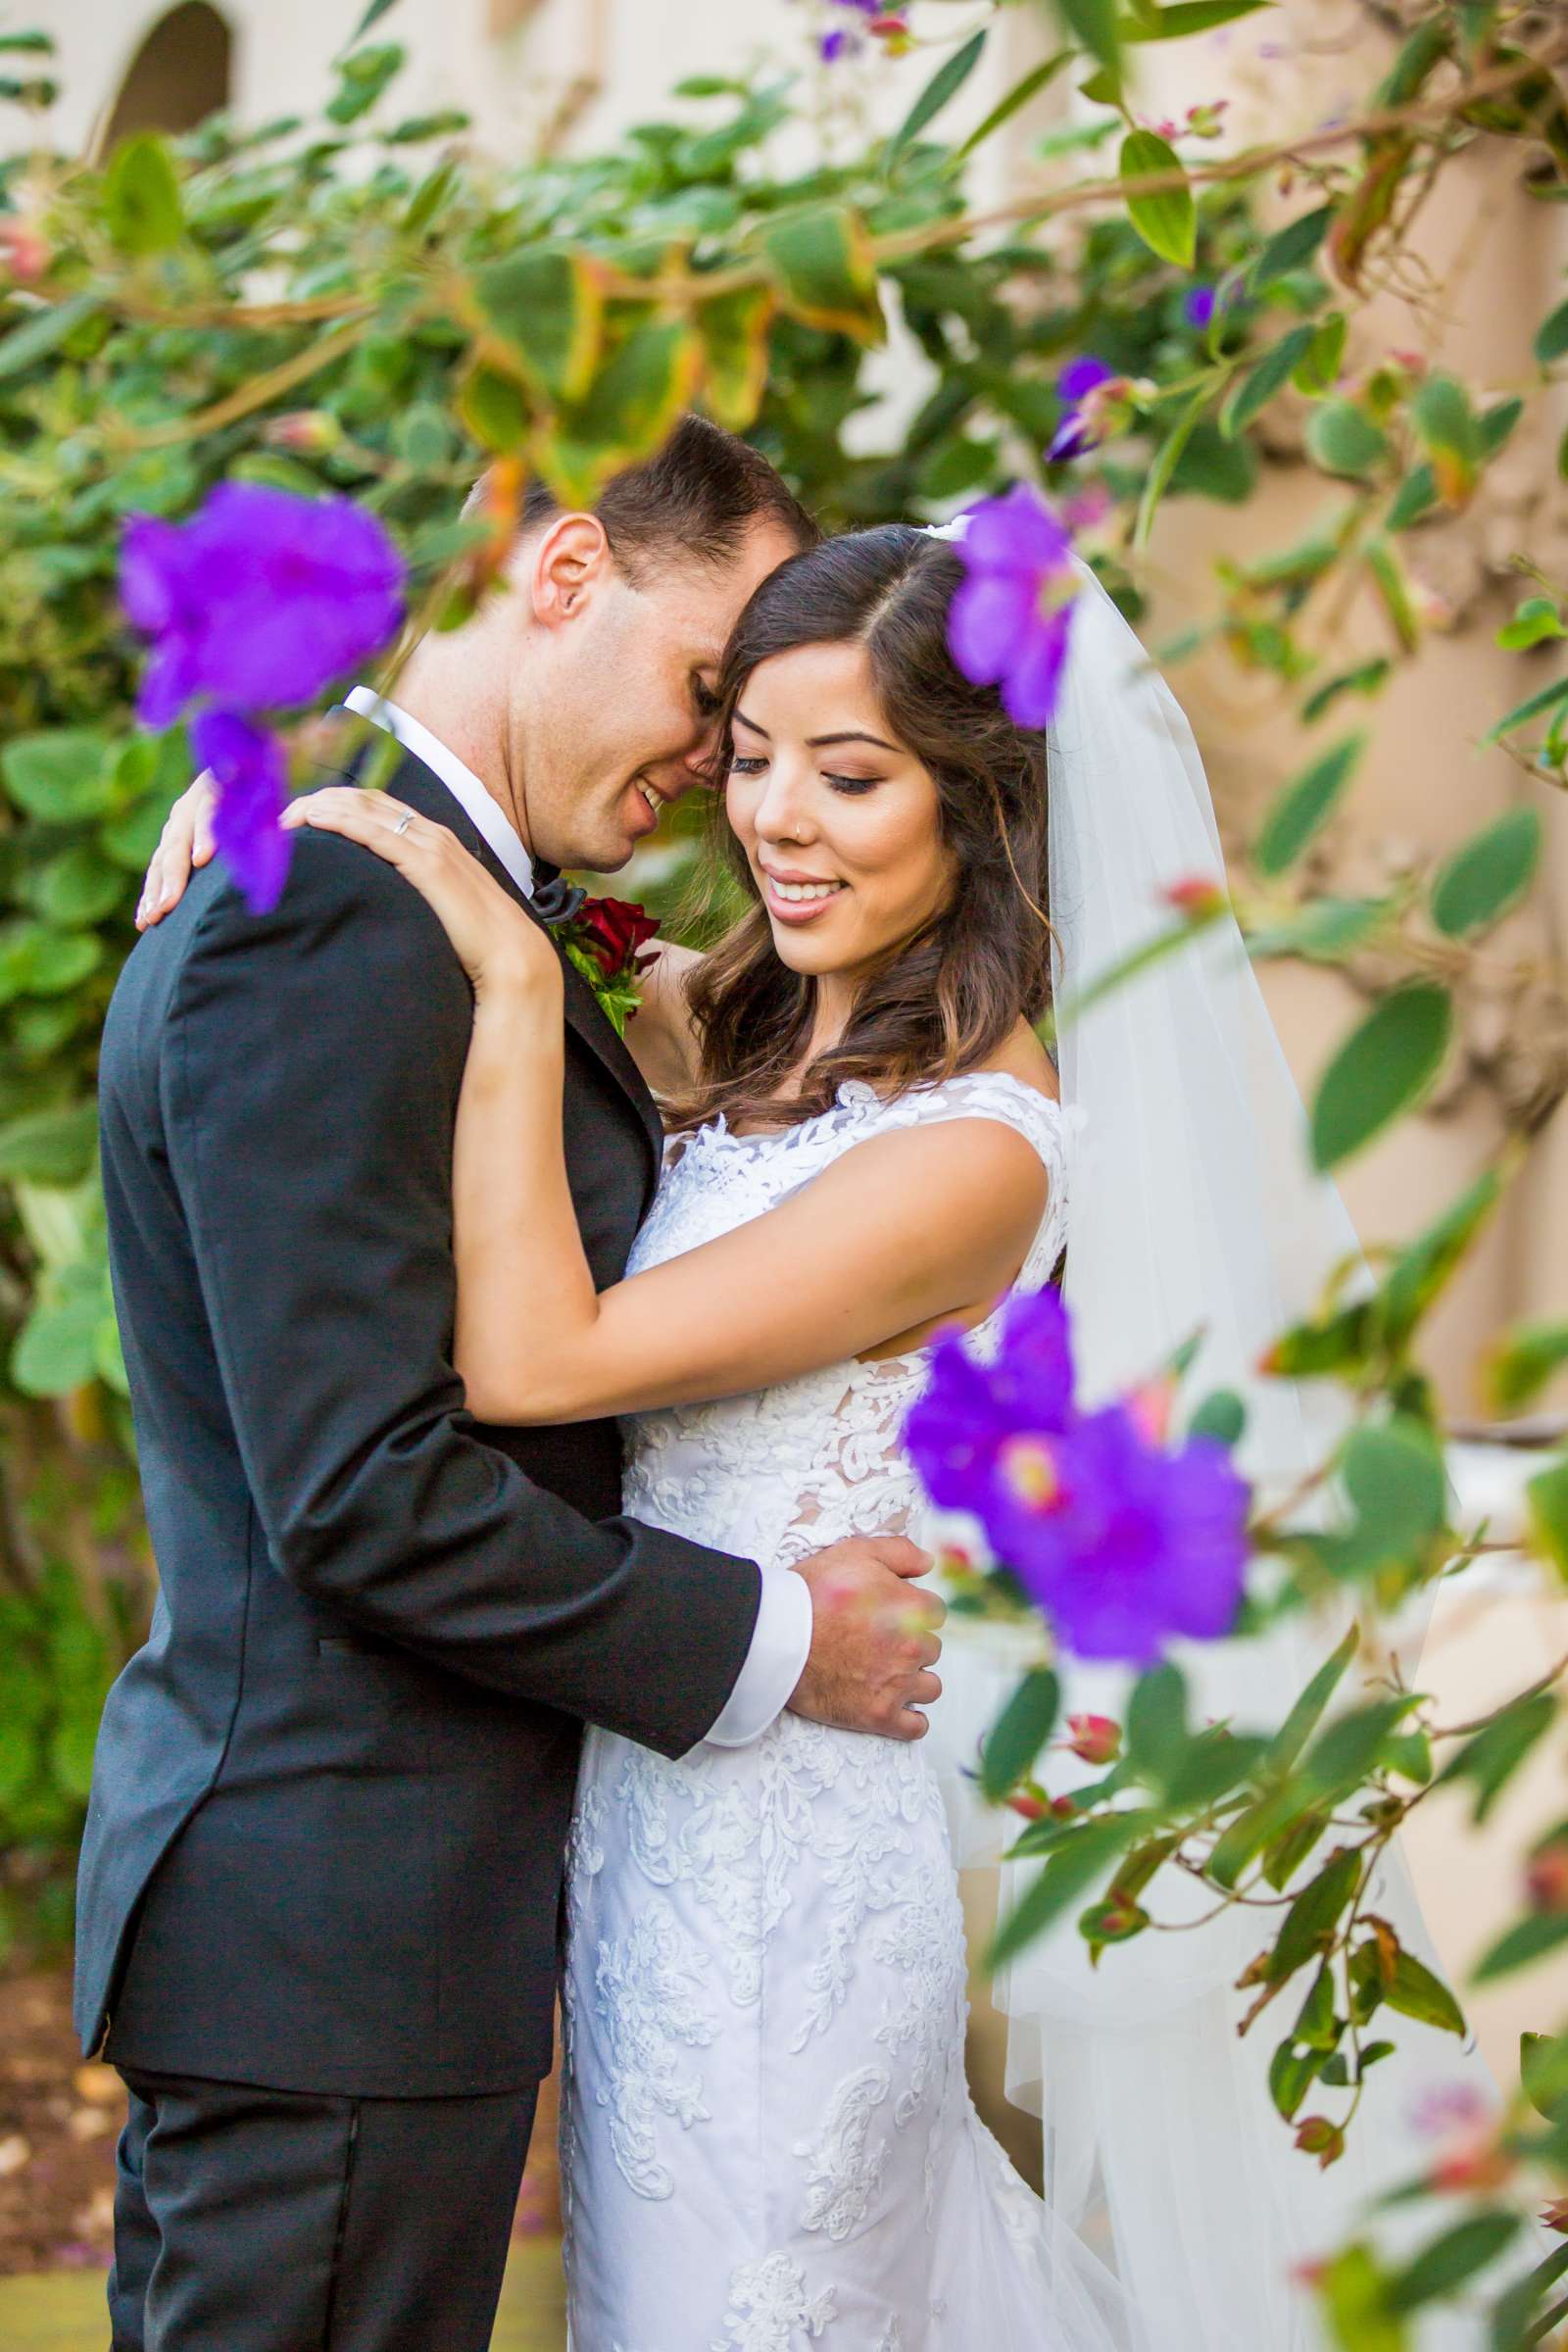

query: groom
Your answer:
[80,416,943,2351]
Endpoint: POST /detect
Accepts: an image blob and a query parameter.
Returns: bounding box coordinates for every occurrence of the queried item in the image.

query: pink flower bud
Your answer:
[1527,1841,1568,1914]
[0,214,50,283]
[1162,874,1226,920]
[263,410,342,456]
[1125,1376,1175,1447]
[1006,1790,1050,1821]
[1064,1713,1121,1765]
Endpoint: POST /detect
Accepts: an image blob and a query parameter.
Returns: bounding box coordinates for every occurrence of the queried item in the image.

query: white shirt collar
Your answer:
[343,685,535,899]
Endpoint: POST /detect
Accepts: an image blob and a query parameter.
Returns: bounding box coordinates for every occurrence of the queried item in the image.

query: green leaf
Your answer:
[1188,1389,1245,1445]
[1309,985,1452,1171]
[956,50,1072,162]
[1328,1417,1447,1578]
[342,0,401,50]
[1306,400,1391,480]
[1269,1845,1361,1981]
[1052,0,1120,74]
[888,28,987,170]
[1485,1320,1568,1414]
[0,291,101,384]
[1438,1692,1556,1826]
[550,317,702,495]
[1537,294,1568,367]
[1292,314,1347,399]
[1120,130,1195,270]
[34,846,123,929]
[0,1104,98,1187]
[1267,1626,1360,1773]
[760,206,886,345]
[1474,1905,1568,1984]
[1250,203,1333,289]
[979,1668,1060,1804]
[1496,596,1566,652]
[1388,2212,1518,2312]
[103,134,184,258]
[1430,807,1541,938]
[470,247,605,407]
[990,1813,1150,1967]
[1133,378,1213,549]
[1521,2032,1568,2123]
[1,730,114,823]
[1481,668,1568,746]
[1527,1455,1568,1579]
[1247,895,1391,964]
[1253,733,1365,877]
[1269,2035,1323,2121]
[1219,325,1317,439]
[697,285,774,433]
[1126,1663,1188,1788]
[1384,1947,1466,2036]
[1386,464,1438,533]
[1318,2238,1403,2347]
[12,1289,103,1397]
[326,41,405,125]
[1378,1165,1502,1354]
[1302,1696,1419,1794]
[1123,0,1274,33]
[459,362,530,454]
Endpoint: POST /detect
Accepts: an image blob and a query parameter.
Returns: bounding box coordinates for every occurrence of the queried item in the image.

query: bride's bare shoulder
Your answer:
[977,1021,1060,1105]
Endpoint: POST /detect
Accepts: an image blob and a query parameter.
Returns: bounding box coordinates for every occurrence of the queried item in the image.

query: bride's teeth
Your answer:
[772,880,843,902]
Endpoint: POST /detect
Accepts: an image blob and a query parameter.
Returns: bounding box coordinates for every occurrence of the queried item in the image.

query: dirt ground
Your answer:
[0,1965,562,2279]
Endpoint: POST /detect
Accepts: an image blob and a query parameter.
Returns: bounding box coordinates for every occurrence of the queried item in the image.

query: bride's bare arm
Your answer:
[284,785,1050,1428]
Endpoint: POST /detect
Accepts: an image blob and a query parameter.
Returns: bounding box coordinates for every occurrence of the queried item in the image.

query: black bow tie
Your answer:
[529,862,587,928]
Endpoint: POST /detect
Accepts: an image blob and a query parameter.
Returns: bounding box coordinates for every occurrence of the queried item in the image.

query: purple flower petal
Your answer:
[999,603,1072,729]
[1057,355,1115,404]
[947,572,1035,688]
[191,707,292,914]
[119,483,406,728]
[1183,285,1217,330]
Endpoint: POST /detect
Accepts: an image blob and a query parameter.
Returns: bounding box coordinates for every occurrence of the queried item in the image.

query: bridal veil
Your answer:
[929,547,1496,2349]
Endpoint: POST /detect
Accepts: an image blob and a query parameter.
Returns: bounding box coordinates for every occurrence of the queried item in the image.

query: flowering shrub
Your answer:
[6,0,1568,2333]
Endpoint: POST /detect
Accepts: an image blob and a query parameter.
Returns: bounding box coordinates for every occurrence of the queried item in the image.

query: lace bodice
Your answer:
[622,1072,1074,1576]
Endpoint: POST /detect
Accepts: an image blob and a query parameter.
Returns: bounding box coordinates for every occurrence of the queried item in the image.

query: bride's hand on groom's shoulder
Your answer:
[282,787,561,1006]
[136,772,217,927]
[788,1536,945,1743]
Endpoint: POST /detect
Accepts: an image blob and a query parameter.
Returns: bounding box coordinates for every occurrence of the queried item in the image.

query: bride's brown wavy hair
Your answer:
[663,524,1054,1138]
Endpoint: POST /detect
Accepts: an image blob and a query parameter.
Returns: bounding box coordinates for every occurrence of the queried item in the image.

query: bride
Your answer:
[143,520,1493,2348]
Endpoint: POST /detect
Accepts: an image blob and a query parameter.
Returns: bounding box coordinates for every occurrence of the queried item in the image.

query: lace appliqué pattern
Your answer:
[562,1076,1109,2352]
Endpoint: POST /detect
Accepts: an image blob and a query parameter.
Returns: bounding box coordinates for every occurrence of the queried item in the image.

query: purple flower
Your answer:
[1050,355,1116,462]
[1184,284,1217,330]
[946,484,1080,730]
[191,709,291,915]
[820,26,854,59]
[121,482,405,728]
[905,1287,1250,1666]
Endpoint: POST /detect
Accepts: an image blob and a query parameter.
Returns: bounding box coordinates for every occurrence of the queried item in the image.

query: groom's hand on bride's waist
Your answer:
[787,1538,944,1742]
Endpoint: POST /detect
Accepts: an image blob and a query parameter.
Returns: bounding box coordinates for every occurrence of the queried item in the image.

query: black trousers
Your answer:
[109,2068,539,2352]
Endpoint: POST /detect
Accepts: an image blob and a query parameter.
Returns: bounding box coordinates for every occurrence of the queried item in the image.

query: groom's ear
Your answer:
[525,511,614,629]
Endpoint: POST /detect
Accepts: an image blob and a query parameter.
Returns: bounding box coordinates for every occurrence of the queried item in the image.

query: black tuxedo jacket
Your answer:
[74,749,761,2096]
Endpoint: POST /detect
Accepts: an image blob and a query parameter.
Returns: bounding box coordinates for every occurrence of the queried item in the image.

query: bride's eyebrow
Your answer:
[733,710,767,735]
[808,730,899,753]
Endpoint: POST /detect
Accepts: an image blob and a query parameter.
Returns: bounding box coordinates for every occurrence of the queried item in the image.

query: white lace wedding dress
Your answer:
[560,1073,1132,2352]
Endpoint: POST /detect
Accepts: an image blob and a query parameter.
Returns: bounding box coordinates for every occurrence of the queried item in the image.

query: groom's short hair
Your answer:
[509,414,818,579]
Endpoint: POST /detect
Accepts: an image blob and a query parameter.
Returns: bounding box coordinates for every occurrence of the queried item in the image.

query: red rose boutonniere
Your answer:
[559,896,662,1037]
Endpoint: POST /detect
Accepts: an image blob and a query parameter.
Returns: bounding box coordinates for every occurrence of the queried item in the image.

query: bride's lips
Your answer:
[760,867,848,926]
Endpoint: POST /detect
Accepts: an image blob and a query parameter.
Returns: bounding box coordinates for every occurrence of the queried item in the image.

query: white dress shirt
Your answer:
[343,687,813,1747]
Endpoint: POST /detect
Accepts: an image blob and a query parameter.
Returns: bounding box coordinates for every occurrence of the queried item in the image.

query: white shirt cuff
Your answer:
[704,1565,813,1747]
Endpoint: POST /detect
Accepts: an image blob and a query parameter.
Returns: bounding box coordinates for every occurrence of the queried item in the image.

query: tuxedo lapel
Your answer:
[307,745,666,1198]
